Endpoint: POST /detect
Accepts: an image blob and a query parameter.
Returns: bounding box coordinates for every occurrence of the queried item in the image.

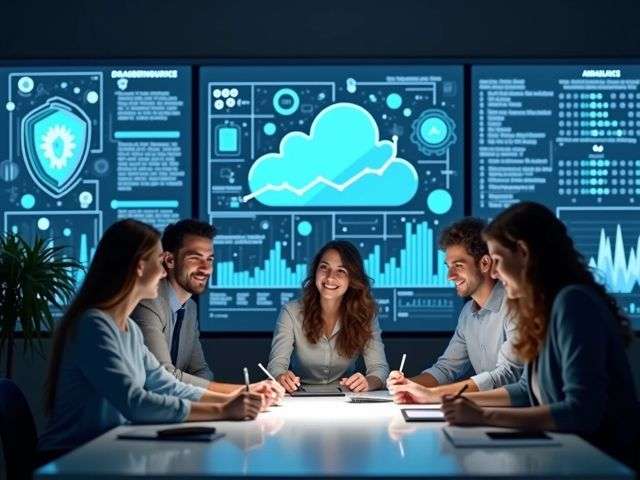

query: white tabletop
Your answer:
[35,395,633,479]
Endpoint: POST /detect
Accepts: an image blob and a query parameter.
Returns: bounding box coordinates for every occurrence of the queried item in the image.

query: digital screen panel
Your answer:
[200,65,464,331]
[473,65,640,328]
[0,66,192,288]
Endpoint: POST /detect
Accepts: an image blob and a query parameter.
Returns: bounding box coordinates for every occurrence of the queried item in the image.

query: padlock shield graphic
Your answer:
[21,96,91,198]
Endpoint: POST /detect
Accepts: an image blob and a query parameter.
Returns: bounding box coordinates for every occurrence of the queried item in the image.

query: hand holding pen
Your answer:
[386,353,408,390]
[441,384,486,426]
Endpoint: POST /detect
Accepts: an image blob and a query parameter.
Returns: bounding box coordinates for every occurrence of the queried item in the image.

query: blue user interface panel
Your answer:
[473,65,640,328]
[200,65,464,331]
[0,66,191,286]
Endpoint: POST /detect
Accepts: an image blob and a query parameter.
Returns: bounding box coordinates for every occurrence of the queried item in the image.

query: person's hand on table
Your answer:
[386,370,408,390]
[248,382,273,410]
[441,394,486,425]
[340,372,369,392]
[388,380,440,404]
[276,371,300,393]
[222,391,262,420]
[250,380,285,407]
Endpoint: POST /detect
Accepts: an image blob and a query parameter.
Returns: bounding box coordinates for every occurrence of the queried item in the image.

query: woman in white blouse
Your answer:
[267,240,389,393]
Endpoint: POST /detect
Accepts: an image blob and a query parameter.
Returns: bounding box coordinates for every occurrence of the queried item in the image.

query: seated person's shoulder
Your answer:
[554,284,600,312]
[130,293,166,325]
[75,308,119,340]
[551,284,614,333]
[281,300,303,322]
[457,298,476,320]
[135,294,164,312]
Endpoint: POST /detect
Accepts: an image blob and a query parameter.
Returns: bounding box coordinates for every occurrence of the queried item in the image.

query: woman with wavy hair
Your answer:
[267,240,389,392]
[393,202,639,468]
[39,219,264,456]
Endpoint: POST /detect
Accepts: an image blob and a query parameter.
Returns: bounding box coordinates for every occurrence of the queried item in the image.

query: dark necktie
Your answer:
[170,307,185,365]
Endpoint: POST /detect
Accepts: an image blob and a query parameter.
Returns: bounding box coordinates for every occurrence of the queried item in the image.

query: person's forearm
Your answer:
[186,401,225,421]
[483,405,556,430]
[200,389,233,402]
[410,372,440,387]
[464,386,512,406]
[431,378,479,397]
[208,381,243,394]
[366,375,383,390]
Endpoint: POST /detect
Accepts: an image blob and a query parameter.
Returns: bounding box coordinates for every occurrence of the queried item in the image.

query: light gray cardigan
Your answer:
[268,301,389,386]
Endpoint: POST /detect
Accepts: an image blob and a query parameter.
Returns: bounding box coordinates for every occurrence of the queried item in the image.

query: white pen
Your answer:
[399,353,406,373]
[243,367,250,391]
[257,362,277,382]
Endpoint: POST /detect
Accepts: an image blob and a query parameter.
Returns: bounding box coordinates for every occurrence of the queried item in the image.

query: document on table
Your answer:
[444,426,561,447]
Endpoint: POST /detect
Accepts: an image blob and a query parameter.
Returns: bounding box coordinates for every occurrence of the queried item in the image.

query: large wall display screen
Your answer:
[0,66,192,287]
[200,65,464,331]
[473,65,640,328]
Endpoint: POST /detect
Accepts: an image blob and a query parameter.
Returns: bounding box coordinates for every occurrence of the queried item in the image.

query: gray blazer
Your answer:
[131,279,213,388]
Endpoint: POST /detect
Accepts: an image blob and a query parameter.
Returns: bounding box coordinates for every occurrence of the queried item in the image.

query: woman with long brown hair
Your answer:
[39,219,263,454]
[267,240,389,392]
[391,202,639,468]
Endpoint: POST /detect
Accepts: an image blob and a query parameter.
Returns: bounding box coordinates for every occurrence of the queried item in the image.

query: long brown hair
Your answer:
[301,241,377,358]
[44,219,160,414]
[483,202,631,361]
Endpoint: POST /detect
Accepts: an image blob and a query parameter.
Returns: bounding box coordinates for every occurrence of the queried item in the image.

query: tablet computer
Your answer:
[401,408,445,422]
[118,427,225,442]
[347,393,393,403]
[289,385,345,397]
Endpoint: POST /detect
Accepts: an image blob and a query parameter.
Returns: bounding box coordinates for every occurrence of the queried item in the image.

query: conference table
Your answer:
[35,393,634,479]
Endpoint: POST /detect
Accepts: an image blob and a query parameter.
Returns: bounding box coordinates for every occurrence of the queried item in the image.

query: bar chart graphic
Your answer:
[363,222,448,288]
[215,221,449,290]
[216,241,307,288]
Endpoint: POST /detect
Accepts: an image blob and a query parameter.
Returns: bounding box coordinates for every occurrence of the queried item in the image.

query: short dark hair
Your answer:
[162,219,216,253]
[438,217,488,262]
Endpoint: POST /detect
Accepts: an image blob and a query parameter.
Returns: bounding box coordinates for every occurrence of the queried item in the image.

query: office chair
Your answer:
[0,378,38,480]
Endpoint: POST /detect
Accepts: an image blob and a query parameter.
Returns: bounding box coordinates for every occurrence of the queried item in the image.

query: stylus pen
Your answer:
[257,363,277,382]
[452,383,469,400]
[399,353,407,373]
[243,367,250,392]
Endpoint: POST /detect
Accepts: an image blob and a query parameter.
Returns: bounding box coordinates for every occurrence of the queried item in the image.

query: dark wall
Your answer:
[2,1,640,59]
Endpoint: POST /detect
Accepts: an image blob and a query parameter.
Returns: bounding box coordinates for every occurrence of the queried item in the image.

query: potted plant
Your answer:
[0,232,82,378]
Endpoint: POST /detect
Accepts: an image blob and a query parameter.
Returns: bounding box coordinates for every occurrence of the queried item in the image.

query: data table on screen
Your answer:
[472,65,640,328]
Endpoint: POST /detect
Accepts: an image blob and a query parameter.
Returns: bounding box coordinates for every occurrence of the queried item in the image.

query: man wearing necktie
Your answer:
[170,306,185,366]
[132,219,284,401]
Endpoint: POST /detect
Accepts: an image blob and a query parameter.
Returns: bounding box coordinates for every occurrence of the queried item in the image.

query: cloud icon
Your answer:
[243,102,418,207]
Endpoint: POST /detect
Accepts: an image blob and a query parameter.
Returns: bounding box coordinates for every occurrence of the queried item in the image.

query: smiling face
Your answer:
[314,249,350,301]
[137,241,167,299]
[444,244,487,298]
[486,238,528,299]
[166,234,214,296]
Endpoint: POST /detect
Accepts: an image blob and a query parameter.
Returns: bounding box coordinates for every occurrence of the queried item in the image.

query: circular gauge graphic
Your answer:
[410,109,457,156]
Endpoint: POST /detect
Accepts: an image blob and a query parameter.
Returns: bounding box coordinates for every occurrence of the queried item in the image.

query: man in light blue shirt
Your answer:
[388,218,523,402]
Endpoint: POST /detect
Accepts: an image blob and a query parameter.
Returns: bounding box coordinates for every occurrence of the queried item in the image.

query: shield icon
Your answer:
[21,96,91,198]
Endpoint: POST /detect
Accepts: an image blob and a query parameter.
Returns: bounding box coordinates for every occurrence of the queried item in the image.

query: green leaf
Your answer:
[0,231,83,365]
